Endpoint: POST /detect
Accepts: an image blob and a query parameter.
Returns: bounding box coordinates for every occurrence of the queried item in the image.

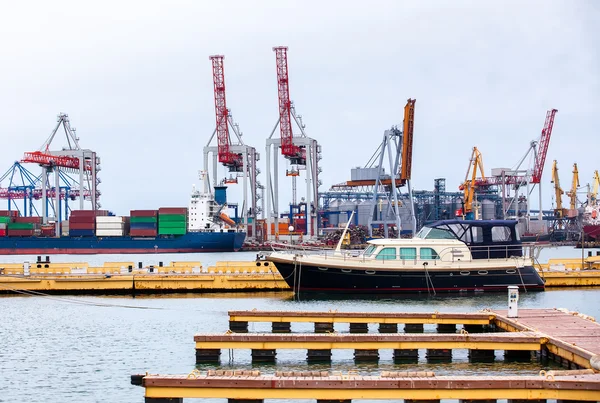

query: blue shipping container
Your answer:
[69,229,95,237]
[129,222,158,230]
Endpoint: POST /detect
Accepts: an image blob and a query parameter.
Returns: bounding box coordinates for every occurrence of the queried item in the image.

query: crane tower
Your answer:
[203,55,260,239]
[266,46,321,240]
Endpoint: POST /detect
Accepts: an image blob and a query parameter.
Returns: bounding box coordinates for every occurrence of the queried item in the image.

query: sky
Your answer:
[0,0,598,217]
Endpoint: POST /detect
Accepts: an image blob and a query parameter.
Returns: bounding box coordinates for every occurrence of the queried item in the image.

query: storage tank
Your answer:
[338,200,357,226]
[482,199,495,220]
[357,200,373,227]
[327,200,340,227]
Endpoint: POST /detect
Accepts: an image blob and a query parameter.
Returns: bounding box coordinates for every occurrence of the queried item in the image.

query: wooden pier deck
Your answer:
[229,310,494,325]
[139,371,600,402]
[135,309,600,402]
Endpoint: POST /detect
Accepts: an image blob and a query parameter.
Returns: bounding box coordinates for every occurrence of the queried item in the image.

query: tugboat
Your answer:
[264,219,545,294]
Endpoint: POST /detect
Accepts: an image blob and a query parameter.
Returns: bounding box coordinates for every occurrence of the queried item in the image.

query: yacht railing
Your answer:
[265,242,534,267]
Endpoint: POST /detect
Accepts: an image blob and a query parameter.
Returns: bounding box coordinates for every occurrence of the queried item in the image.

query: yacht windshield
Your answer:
[362,245,377,257]
[416,226,457,240]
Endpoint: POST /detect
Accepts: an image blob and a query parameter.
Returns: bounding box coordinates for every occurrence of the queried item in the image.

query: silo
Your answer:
[327,199,340,227]
[482,199,495,220]
[338,200,357,226]
[518,198,528,215]
[357,200,373,227]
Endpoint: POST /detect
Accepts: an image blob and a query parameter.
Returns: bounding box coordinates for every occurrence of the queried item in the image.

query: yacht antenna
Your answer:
[334,211,355,255]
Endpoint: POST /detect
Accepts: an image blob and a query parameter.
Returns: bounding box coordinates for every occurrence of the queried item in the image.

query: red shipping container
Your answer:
[158,207,188,215]
[0,229,6,236]
[14,216,43,223]
[7,229,35,236]
[69,216,96,224]
[130,210,158,217]
[0,210,19,217]
[69,222,96,230]
[129,229,157,237]
[70,210,109,217]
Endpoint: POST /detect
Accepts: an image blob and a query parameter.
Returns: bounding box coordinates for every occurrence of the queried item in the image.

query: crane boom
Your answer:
[460,147,485,218]
[273,46,302,161]
[210,55,242,168]
[532,108,558,183]
[551,160,564,216]
[568,163,579,210]
[400,99,416,186]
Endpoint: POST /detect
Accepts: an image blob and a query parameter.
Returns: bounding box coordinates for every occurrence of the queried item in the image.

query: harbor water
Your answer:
[1,247,599,403]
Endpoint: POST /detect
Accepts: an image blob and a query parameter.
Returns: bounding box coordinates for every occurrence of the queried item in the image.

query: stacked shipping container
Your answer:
[69,210,108,237]
[158,207,188,235]
[130,210,158,237]
[0,211,19,237]
[96,216,129,237]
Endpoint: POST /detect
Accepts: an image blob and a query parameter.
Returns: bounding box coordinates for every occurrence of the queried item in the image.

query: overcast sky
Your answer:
[0,0,598,216]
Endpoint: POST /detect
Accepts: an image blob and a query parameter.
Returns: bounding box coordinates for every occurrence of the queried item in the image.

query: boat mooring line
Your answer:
[0,283,167,310]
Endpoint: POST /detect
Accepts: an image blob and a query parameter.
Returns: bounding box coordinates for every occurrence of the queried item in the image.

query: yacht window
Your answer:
[400,247,417,260]
[492,226,512,242]
[362,245,377,257]
[420,247,439,260]
[423,228,456,240]
[376,247,397,260]
[471,226,483,243]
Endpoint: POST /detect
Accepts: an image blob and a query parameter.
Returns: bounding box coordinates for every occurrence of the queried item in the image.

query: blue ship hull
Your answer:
[0,231,246,255]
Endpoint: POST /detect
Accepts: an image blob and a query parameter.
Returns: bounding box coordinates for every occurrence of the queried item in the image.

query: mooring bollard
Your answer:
[508,285,519,318]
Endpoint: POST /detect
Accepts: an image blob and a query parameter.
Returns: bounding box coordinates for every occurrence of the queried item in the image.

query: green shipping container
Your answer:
[158,228,187,235]
[130,216,157,223]
[7,222,35,230]
[158,221,187,228]
[0,217,12,224]
[158,214,187,223]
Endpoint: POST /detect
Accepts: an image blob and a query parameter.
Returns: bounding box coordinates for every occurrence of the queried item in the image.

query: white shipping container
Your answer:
[0,223,6,229]
[96,216,127,223]
[96,223,125,230]
[95,229,125,237]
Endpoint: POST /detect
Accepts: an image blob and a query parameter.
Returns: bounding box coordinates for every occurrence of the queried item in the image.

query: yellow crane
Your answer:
[550,160,564,218]
[591,170,600,207]
[460,147,485,219]
[566,163,579,210]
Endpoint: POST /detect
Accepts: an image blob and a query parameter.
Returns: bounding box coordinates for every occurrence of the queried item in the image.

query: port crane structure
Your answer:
[203,55,261,239]
[459,147,485,220]
[327,99,417,237]
[0,114,100,235]
[266,46,321,240]
[567,163,580,210]
[459,109,557,222]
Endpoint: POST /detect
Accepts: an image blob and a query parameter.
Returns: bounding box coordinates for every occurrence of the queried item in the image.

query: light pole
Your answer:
[288,225,294,246]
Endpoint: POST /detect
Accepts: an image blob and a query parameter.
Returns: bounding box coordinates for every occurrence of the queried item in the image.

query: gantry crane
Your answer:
[266,46,321,240]
[459,147,485,220]
[17,113,100,234]
[551,160,564,218]
[203,55,261,238]
[567,163,580,210]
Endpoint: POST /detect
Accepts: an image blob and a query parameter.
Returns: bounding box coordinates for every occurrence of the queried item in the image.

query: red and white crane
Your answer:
[18,113,100,233]
[266,46,321,240]
[203,55,260,238]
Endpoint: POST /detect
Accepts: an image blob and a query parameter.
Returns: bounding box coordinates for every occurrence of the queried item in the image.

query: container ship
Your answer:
[0,187,245,255]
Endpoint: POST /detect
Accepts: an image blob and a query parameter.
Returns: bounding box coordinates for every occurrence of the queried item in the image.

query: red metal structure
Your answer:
[21,151,81,169]
[210,55,242,170]
[273,46,303,163]
[532,108,558,184]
